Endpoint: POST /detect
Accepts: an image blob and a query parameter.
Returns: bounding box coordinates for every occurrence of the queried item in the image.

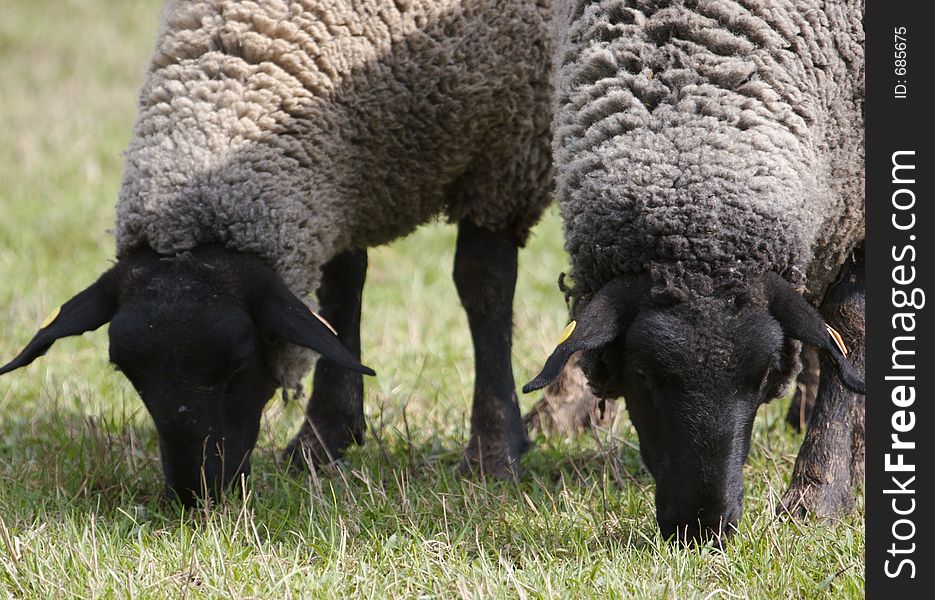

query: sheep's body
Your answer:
[116,0,552,387]
[551,0,863,302]
[532,0,865,540]
[1,0,553,500]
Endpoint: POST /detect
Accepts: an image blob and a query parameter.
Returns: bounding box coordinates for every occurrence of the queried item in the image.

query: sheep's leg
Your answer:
[454,219,529,478]
[780,247,865,519]
[785,346,819,432]
[284,248,367,468]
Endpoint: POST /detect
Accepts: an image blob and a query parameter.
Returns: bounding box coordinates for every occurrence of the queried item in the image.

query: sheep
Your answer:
[0,0,552,505]
[524,0,865,543]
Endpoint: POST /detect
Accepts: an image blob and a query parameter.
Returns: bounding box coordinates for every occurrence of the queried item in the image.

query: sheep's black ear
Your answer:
[0,267,121,376]
[764,273,864,394]
[254,277,375,376]
[523,278,639,393]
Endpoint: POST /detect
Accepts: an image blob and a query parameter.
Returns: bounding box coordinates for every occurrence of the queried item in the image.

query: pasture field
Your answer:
[0,1,863,597]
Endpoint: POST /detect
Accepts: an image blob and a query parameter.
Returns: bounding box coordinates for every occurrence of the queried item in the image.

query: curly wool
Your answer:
[551,0,864,302]
[115,0,552,388]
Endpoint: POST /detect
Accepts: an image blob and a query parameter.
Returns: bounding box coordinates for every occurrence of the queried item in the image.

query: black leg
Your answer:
[780,246,865,518]
[785,346,819,432]
[453,220,529,478]
[284,248,367,467]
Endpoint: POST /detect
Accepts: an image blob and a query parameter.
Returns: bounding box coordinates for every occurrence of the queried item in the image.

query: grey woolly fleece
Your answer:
[115,0,552,388]
[551,0,864,302]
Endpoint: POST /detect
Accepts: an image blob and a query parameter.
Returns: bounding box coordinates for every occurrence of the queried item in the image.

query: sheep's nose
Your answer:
[657,501,741,546]
[162,453,251,507]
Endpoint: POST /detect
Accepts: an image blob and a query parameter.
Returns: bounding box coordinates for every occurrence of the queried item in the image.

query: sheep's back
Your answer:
[552,0,863,300]
[116,0,553,297]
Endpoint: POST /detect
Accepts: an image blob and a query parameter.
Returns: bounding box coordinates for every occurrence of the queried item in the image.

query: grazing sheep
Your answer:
[524,0,865,543]
[1,0,552,504]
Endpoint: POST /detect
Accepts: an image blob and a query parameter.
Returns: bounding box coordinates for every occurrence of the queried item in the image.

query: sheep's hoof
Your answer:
[282,425,357,471]
[462,433,529,480]
[778,477,855,521]
[283,436,333,471]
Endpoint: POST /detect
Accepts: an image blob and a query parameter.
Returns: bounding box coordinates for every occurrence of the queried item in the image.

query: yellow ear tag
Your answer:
[557,320,577,345]
[311,310,338,336]
[40,306,62,329]
[825,323,848,357]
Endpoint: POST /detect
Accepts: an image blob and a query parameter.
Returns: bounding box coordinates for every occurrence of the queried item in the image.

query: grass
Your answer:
[0,1,863,597]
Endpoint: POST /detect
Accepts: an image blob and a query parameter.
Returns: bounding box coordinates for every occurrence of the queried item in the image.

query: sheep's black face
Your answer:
[523,273,864,546]
[598,298,793,545]
[105,250,280,504]
[108,282,277,505]
[0,245,374,507]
